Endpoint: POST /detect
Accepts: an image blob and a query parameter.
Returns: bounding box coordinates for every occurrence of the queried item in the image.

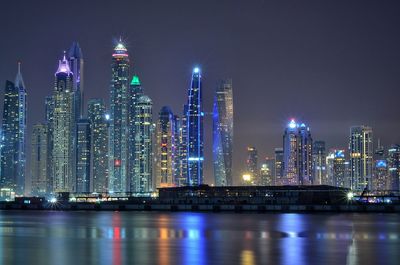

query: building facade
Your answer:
[274,148,284,185]
[349,126,373,191]
[30,123,49,196]
[0,63,27,197]
[312,141,326,185]
[76,119,91,192]
[246,146,258,185]
[260,157,275,186]
[387,145,400,191]
[186,68,204,185]
[213,79,233,186]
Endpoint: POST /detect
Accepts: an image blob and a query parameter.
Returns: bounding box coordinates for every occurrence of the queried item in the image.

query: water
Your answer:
[0,211,399,265]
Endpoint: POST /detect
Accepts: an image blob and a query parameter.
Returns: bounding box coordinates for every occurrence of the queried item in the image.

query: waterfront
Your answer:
[0,211,399,265]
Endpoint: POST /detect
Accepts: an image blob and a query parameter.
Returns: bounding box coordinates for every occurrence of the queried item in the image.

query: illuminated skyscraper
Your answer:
[260,157,275,185]
[87,99,109,193]
[349,126,373,191]
[332,150,346,187]
[44,96,54,192]
[68,42,84,120]
[30,123,49,196]
[274,148,284,185]
[246,147,258,184]
[213,79,233,186]
[75,119,91,192]
[312,141,326,185]
[186,67,204,185]
[156,106,177,187]
[387,145,400,191]
[109,41,130,192]
[283,120,313,185]
[177,105,188,186]
[52,53,75,192]
[132,95,153,193]
[0,63,27,197]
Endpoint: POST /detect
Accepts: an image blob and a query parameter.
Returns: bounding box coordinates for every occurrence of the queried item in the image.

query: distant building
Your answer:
[52,53,75,192]
[30,123,49,196]
[246,147,258,185]
[387,145,400,191]
[156,106,177,188]
[373,160,388,191]
[75,119,91,193]
[109,41,130,192]
[332,150,346,188]
[187,68,204,185]
[274,148,284,185]
[349,126,373,191]
[87,99,109,193]
[260,157,275,186]
[213,79,233,186]
[312,141,326,185]
[0,63,27,197]
[283,120,313,185]
[132,95,153,193]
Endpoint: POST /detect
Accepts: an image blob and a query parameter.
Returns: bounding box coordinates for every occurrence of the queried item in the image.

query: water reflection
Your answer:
[0,211,398,265]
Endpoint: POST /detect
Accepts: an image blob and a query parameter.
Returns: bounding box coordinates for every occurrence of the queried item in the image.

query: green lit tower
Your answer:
[109,41,130,192]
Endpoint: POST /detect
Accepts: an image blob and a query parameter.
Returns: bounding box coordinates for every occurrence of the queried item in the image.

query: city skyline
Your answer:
[1,1,400,187]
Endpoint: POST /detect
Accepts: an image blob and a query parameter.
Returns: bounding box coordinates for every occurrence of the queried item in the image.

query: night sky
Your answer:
[1,0,400,185]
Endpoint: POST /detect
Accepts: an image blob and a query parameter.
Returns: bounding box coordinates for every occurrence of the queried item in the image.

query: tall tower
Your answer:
[213,79,233,186]
[349,126,373,191]
[0,63,27,197]
[68,42,84,119]
[132,95,153,193]
[186,67,204,185]
[52,53,75,192]
[177,105,189,186]
[30,123,49,196]
[156,106,177,187]
[87,99,109,193]
[283,119,313,185]
[76,119,91,192]
[109,41,130,192]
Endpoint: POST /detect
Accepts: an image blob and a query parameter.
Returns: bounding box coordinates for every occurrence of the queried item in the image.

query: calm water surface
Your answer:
[0,211,399,265]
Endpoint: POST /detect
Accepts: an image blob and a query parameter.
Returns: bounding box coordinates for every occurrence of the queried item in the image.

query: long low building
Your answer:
[158,185,350,205]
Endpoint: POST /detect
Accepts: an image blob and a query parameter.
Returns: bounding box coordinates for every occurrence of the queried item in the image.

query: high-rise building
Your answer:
[260,157,275,186]
[274,148,284,185]
[213,79,233,186]
[31,123,49,196]
[109,42,130,192]
[312,141,326,185]
[132,95,153,193]
[0,63,27,197]
[387,145,400,191]
[87,99,109,193]
[177,105,188,186]
[373,160,388,191]
[349,126,373,191]
[186,67,204,186]
[44,96,54,193]
[332,150,346,188]
[127,75,143,190]
[68,42,84,120]
[76,119,91,193]
[52,53,75,192]
[283,120,313,185]
[156,106,177,188]
[246,147,258,184]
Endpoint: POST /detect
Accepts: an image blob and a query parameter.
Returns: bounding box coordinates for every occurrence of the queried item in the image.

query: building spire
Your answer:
[15,61,25,88]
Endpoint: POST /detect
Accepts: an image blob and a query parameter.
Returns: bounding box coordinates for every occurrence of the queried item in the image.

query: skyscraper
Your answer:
[109,41,130,192]
[213,79,233,186]
[387,145,400,191]
[312,141,326,185]
[332,150,346,187]
[0,63,27,197]
[132,95,153,193]
[274,148,284,185]
[186,67,204,186]
[52,53,75,192]
[260,157,275,186]
[30,123,49,196]
[156,106,177,188]
[76,119,91,193]
[44,96,54,193]
[246,146,258,184]
[283,119,313,185]
[87,99,109,193]
[68,42,84,120]
[349,126,373,191]
[177,105,188,186]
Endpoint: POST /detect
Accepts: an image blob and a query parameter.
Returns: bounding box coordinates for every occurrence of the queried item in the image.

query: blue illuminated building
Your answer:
[186,67,204,186]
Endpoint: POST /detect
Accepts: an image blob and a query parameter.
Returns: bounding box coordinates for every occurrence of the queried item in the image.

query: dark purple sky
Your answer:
[1,0,400,185]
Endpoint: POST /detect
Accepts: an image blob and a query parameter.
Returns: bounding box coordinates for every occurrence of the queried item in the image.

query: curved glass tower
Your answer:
[109,42,130,192]
[186,67,204,186]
